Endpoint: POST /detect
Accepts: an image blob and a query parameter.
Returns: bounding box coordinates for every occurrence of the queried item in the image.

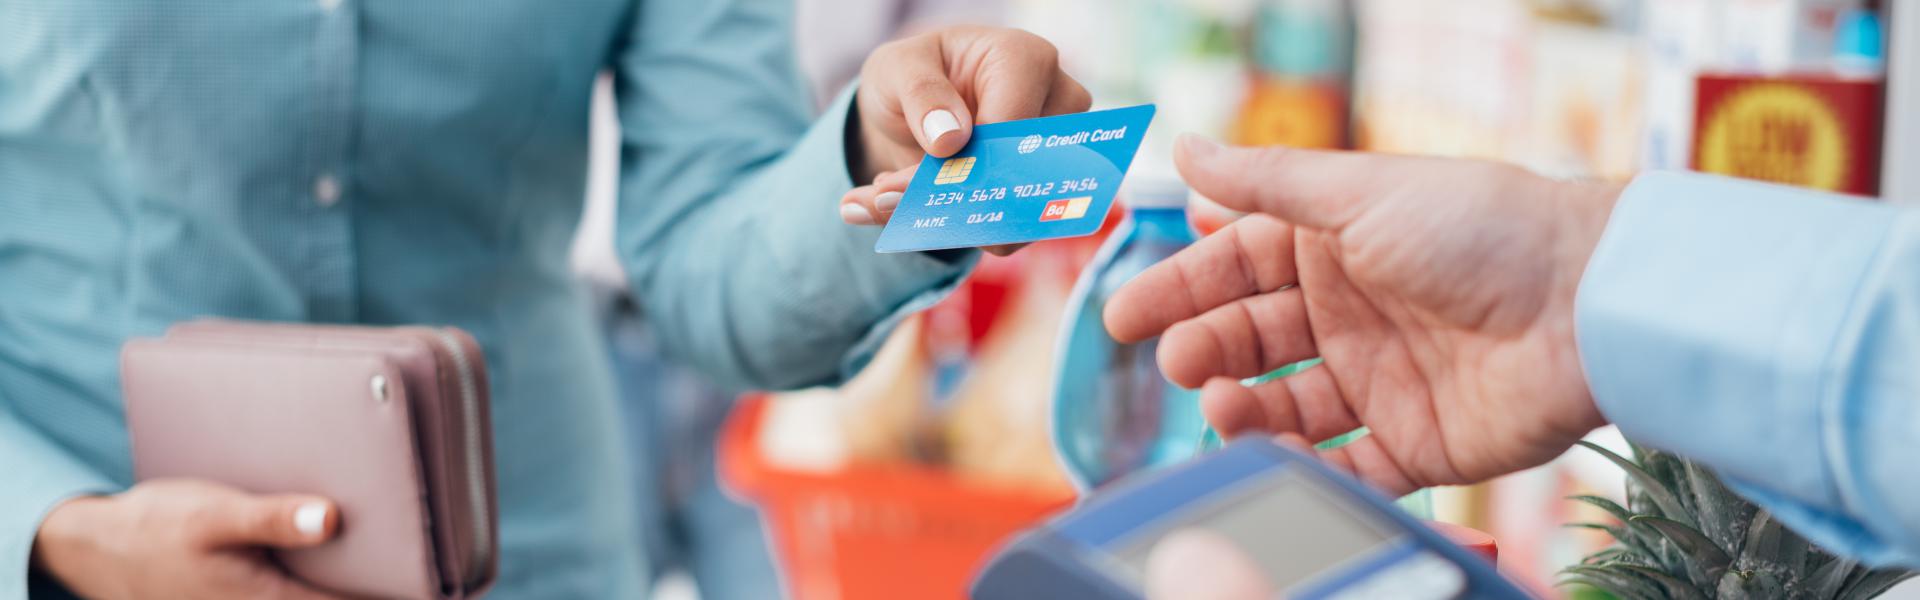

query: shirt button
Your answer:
[313,174,341,208]
[317,0,341,11]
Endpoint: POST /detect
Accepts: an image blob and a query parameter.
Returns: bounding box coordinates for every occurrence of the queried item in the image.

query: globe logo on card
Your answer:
[1017,134,1044,154]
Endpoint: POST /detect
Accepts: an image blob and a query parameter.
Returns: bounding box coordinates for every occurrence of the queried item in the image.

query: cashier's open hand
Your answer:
[838,26,1091,255]
[1106,136,1624,498]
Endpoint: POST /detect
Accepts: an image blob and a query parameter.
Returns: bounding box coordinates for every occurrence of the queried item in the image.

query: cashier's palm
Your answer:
[1105,139,1619,496]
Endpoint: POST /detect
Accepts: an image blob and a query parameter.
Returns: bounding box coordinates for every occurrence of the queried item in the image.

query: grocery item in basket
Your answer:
[944,254,1075,494]
[755,387,849,473]
[756,314,934,472]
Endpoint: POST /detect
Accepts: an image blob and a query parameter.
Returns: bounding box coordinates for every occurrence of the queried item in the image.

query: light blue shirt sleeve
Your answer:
[611,0,974,390]
[0,404,114,597]
[1577,171,1920,568]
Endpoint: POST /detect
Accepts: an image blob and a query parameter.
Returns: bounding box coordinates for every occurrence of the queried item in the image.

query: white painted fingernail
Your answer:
[875,191,902,213]
[922,110,960,144]
[294,502,329,537]
[840,203,876,225]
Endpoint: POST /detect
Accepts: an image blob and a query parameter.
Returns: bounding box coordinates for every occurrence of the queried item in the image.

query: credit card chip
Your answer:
[934,157,976,185]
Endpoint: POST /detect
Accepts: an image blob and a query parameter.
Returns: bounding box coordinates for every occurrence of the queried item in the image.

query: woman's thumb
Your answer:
[199,494,338,549]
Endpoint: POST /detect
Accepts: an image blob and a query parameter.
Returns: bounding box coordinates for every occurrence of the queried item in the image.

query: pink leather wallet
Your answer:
[121,320,499,600]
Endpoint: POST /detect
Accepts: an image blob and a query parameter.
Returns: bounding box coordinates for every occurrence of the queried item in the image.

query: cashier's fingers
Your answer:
[1157,287,1314,388]
[1314,435,1423,498]
[1202,366,1360,444]
[1145,529,1276,600]
[1105,215,1297,343]
[1174,135,1401,231]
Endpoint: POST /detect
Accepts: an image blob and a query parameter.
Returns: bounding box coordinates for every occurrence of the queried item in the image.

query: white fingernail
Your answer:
[922,110,960,143]
[875,191,902,213]
[840,203,876,225]
[294,502,329,537]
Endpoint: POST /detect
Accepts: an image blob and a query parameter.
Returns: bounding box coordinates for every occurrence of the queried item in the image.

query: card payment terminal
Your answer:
[971,439,1532,599]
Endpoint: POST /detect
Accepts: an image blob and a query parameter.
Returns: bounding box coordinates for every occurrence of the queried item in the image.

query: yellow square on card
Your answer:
[934,157,975,185]
[1062,195,1091,219]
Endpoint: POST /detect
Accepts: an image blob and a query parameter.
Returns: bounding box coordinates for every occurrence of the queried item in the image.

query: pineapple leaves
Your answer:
[1631,515,1731,586]
[1562,576,1653,600]
[1578,441,1694,528]
[1740,510,1809,574]
[1567,522,1624,537]
[1568,497,1663,558]
[1683,460,1755,555]
[1584,547,1631,565]
[1805,554,1859,598]
[1718,568,1785,599]
[1569,494,1633,524]
[1839,569,1919,600]
[1615,564,1709,600]
[1562,566,1666,600]
[1562,442,1916,600]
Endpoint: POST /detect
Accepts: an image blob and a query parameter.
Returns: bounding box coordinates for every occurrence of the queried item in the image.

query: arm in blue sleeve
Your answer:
[1577,171,1920,568]
[0,401,115,600]
[612,0,973,390]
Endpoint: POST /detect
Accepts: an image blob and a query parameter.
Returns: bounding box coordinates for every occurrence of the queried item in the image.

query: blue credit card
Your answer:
[875,105,1156,253]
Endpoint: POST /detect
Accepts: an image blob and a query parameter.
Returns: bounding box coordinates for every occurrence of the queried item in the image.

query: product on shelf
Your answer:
[1052,183,1203,491]
[1692,73,1883,195]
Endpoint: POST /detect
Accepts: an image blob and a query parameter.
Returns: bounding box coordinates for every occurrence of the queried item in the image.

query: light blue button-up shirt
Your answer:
[0,0,968,597]
[1579,172,1920,568]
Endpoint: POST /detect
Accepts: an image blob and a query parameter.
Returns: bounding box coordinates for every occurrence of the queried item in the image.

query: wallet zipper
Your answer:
[434,329,492,586]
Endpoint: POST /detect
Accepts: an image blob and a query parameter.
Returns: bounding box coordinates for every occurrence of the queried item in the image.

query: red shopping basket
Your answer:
[719,395,1075,600]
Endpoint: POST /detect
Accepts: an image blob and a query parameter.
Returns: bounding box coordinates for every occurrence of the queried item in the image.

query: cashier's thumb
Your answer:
[201,493,340,548]
[1144,529,1275,600]
[1173,134,1369,231]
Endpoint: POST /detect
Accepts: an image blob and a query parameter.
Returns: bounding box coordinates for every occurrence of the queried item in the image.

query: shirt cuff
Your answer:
[1575,171,1897,504]
[0,414,116,600]
[765,83,979,385]
[823,84,980,379]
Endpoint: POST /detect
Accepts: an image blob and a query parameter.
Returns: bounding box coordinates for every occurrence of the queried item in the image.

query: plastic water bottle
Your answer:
[1052,181,1204,492]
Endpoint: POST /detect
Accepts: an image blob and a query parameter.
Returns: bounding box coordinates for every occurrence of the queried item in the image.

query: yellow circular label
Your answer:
[1698,83,1849,191]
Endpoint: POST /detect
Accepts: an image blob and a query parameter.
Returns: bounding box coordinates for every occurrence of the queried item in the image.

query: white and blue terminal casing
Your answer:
[971,439,1531,600]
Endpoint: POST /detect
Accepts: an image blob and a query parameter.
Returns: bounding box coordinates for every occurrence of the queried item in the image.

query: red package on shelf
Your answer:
[1692,73,1884,197]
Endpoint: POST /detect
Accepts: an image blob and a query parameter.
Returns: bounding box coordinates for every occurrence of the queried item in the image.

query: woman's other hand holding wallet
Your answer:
[32,480,343,600]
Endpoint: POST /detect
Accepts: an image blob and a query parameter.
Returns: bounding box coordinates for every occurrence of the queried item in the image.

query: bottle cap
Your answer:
[1833,9,1884,72]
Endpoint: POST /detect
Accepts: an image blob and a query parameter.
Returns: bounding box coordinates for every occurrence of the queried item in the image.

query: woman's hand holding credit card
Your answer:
[842,26,1103,255]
